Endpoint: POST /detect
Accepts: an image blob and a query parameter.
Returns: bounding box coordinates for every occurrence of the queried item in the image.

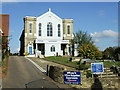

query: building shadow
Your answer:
[91,77,103,90]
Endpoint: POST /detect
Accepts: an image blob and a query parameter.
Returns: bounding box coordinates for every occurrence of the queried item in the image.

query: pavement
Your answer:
[2,56,77,89]
[0,66,2,90]
[28,57,76,72]
[27,57,77,89]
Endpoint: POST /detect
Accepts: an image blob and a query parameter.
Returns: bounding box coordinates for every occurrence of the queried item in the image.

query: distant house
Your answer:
[20,9,74,57]
[0,14,10,59]
[0,14,9,37]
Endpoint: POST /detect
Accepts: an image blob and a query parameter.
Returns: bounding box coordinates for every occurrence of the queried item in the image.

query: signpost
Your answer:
[91,63,104,73]
[64,71,81,85]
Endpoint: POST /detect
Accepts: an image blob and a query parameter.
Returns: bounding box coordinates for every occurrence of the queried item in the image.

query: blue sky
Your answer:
[1,2,118,53]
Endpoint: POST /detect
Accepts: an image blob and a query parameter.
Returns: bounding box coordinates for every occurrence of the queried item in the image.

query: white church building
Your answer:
[20,9,74,57]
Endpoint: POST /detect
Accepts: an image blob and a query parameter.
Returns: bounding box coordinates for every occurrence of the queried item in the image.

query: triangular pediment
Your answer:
[37,9,62,21]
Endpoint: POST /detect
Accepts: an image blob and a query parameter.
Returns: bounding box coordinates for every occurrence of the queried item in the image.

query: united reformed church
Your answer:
[20,9,75,57]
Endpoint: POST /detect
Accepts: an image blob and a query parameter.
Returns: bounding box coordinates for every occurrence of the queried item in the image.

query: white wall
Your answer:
[36,12,63,41]
[45,43,62,57]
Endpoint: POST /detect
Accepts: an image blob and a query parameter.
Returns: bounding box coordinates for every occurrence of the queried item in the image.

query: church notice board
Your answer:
[64,71,81,85]
[91,63,104,73]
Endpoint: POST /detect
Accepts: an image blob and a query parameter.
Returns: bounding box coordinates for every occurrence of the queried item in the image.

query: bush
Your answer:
[23,53,29,55]
[86,71,92,78]
[79,64,89,70]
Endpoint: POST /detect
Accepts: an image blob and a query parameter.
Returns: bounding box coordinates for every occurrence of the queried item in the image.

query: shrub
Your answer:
[86,70,92,78]
[79,64,89,70]
[23,52,29,55]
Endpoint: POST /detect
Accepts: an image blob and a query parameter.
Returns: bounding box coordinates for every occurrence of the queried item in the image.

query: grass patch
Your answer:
[98,61,120,67]
[44,56,91,70]
[2,56,9,77]
[44,56,80,69]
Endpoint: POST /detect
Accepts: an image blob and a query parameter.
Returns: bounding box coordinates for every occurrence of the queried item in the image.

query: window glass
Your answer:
[58,24,60,37]
[51,45,55,52]
[29,23,32,33]
[67,25,70,34]
[38,23,41,36]
[47,22,52,36]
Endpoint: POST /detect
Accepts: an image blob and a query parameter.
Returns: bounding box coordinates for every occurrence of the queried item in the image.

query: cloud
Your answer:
[93,39,100,42]
[13,48,20,52]
[90,30,118,38]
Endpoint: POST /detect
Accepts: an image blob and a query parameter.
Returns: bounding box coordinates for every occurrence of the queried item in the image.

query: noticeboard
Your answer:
[91,63,104,73]
[64,71,81,85]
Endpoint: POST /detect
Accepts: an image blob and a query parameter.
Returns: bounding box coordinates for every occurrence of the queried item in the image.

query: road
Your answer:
[2,56,59,88]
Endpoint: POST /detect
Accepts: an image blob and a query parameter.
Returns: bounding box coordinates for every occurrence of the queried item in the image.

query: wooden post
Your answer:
[47,64,49,76]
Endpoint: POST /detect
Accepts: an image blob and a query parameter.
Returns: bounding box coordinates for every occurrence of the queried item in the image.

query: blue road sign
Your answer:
[91,63,104,73]
[64,71,81,85]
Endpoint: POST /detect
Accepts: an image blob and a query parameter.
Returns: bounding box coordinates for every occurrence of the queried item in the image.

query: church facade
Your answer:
[20,9,74,57]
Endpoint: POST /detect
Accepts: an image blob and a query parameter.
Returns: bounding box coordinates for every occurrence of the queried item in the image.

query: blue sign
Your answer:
[64,71,81,85]
[91,63,104,73]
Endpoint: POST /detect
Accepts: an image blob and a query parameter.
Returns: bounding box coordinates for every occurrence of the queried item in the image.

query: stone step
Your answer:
[99,76,118,78]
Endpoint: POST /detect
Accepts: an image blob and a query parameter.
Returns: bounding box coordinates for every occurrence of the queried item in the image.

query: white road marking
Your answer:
[25,57,46,73]
[39,60,46,63]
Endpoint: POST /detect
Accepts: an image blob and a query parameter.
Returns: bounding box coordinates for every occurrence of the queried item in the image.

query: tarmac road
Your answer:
[2,56,59,88]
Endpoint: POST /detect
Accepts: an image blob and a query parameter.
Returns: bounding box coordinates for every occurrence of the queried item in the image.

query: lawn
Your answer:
[44,56,80,69]
[44,56,120,69]
[103,61,120,67]
[44,56,91,70]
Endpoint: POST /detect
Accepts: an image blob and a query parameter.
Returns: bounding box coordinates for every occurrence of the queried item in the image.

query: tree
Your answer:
[74,31,94,47]
[70,31,94,56]
[103,47,114,59]
[103,47,115,59]
[78,43,102,60]
[113,47,120,61]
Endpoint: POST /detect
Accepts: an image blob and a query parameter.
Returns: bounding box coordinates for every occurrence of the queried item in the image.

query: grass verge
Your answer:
[44,56,90,70]
[2,56,9,78]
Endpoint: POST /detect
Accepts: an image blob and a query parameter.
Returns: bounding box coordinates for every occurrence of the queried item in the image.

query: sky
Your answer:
[1,2,118,53]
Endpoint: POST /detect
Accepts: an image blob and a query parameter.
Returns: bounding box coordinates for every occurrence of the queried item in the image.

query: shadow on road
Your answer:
[91,77,103,90]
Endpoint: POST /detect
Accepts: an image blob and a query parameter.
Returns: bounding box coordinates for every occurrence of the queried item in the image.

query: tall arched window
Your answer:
[67,25,70,34]
[58,24,60,37]
[29,23,32,33]
[38,23,41,36]
[47,22,52,36]
[51,45,55,52]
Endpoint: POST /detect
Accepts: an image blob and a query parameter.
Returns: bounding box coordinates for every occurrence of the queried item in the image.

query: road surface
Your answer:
[2,56,59,88]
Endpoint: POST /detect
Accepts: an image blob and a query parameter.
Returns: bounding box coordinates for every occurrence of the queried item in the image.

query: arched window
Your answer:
[47,22,52,36]
[67,25,70,34]
[29,23,32,33]
[38,23,41,36]
[51,45,55,52]
[58,24,60,37]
